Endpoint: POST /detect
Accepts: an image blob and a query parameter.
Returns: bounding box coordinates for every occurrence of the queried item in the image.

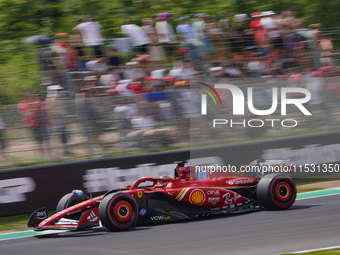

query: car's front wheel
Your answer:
[99,192,139,231]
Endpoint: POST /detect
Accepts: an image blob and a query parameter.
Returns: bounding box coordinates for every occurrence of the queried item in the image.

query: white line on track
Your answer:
[291,245,340,254]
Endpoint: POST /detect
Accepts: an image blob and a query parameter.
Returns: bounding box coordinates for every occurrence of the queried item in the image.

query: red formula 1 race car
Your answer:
[28,161,296,232]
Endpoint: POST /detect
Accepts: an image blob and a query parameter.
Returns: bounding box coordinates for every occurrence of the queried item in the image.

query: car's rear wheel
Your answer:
[257,173,296,210]
[99,193,138,231]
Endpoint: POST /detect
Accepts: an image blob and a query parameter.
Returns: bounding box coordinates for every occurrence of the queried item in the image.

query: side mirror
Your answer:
[125,185,131,189]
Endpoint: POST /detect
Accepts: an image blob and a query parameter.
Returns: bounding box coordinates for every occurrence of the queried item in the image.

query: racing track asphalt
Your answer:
[1,194,340,255]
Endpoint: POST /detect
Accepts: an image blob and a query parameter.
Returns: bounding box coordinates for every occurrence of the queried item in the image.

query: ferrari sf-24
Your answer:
[28,161,296,231]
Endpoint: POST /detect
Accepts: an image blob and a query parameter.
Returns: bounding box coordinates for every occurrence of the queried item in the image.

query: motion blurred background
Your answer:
[0,0,340,168]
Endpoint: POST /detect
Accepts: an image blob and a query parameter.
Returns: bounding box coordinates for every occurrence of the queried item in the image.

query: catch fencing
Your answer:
[1,75,340,168]
[1,28,340,168]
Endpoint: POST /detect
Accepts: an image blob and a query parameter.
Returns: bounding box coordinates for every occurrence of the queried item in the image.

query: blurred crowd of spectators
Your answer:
[7,81,190,162]
[1,10,339,164]
[39,11,338,88]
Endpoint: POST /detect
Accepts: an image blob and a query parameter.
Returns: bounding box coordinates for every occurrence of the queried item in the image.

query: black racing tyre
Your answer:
[257,173,296,210]
[99,192,138,231]
[56,192,89,213]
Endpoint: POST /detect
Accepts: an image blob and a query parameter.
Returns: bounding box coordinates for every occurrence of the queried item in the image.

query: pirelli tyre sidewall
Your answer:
[257,173,296,210]
[99,192,139,231]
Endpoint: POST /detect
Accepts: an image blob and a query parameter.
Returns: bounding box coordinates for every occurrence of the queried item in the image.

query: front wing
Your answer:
[28,198,101,231]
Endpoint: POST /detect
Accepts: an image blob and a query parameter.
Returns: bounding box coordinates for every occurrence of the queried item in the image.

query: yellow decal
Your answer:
[189,189,206,205]
[138,191,143,198]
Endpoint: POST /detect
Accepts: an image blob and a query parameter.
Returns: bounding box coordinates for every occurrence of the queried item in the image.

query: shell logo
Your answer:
[189,189,206,205]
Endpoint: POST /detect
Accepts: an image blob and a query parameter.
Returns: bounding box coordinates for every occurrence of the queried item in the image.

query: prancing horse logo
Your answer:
[138,191,143,198]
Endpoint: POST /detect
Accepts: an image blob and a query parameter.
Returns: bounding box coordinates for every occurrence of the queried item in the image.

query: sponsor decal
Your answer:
[189,189,206,205]
[80,209,99,223]
[208,197,220,205]
[86,210,98,222]
[228,181,234,185]
[223,192,242,206]
[137,191,143,198]
[36,210,47,220]
[207,190,220,196]
[0,177,36,204]
[235,179,254,185]
[74,190,83,195]
[195,167,210,179]
[150,215,171,221]
[139,208,147,216]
